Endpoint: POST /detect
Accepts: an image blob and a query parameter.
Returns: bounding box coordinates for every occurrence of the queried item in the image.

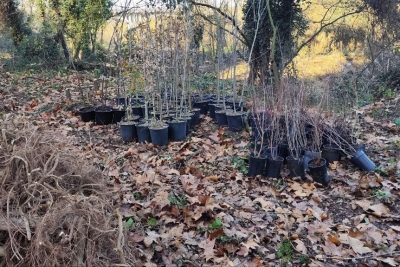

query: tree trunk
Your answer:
[57,29,70,60]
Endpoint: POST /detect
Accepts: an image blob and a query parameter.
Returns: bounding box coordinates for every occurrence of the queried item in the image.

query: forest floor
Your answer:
[1,70,400,267]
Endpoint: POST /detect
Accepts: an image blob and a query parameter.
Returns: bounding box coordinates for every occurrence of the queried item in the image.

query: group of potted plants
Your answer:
[247,109,375,186]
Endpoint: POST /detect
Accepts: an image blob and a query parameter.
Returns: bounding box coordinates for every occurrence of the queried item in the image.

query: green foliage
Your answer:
[277,239,294,262]
[125,217,134,229]
[207,218,223,231]
[168,194,187,209]
[375,166,387,175]
[192,73,218,94]
[134,192,142,200]
[13,24,62,67]
[299,254,309,265]
[372,189,391,202]
[394,118,400,126]
[147,218,157,226]
[242,0,308,83]
[36,0,112,60]
[232,156,248,174]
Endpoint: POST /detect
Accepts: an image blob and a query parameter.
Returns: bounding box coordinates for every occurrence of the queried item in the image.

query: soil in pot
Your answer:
[149,123,169,146]
[264,156,284,178]
[350,150,376,172]
[215,110,229,126]
[248,155,267,177]
[168,119,187,141]
[78,106,95,122]
[322,144,341,164]
[95,106,113,125]
[112,109,126,123]
[287,156,305,179]
[136,123,151,143]
[120,121,137,142]
[303,150,321,171]
[226,110,245,132]
[308,158,330,186]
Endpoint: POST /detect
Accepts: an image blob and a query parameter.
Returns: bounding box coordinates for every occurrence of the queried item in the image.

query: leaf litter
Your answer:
[0,72,400,266]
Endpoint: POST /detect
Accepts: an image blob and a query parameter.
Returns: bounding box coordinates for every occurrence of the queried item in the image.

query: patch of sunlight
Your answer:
[220,61,248,81]
[294,51,345,78]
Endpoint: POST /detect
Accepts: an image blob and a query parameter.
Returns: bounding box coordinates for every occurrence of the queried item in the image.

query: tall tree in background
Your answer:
[0,0,29,46]
[37,0,113,60]
[242,0,307,85]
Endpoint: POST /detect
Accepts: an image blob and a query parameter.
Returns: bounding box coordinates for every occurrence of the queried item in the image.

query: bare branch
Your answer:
[191,0,251,47]
[286,3,368,68]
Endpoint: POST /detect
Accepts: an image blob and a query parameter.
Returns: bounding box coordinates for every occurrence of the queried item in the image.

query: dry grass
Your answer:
[0,115,137,267]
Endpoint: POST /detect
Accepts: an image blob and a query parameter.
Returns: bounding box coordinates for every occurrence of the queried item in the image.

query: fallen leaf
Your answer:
[389,225,400,232]
[377,257,397,266]
[364,115,374,123]
[198,238,216,261]
[369,203,390,217]
[328,234,341,245]
[355,199,372,211]
[144,231,160,247]
[293,239,307,254]
[348,236,372,254]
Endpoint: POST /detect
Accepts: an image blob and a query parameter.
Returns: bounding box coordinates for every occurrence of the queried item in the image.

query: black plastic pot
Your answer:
[112,109,126,123]
[278,142,290,162]
[226,111,244,132]
[95,106,113,125]
[115,97,127,106]
[350,150,376,172]
[215,110,228,126]
[287,156,305,179]
[78,106,95,122]
[248,155,267,177]
[308,158,330,186]
[264,156,284,178]
[120,123,137,142]
[254,142,278,158]
[322,144,341,164]
[208,103,217,120]
[351,143,366,152]
[168,120,187,141]
[194,100,209,115]
[136,123,151,143]
[192,108,201,126]
[303,150,321,171]
[149,125,169,146]
[182,116,192,135]
[131,106,143,117]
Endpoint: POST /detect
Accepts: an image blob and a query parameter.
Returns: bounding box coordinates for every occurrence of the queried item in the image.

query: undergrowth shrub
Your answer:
[14,29,63,68]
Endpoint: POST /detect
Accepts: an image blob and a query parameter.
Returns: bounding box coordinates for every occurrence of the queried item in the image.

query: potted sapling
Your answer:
[286,113,307,179]
[264,114,283,178]
[225,6,245,132]
[94,74,113,125]
[248,111,270,177]
[77,74,95,122]
[306,115,330,186]
[119,105,140,142]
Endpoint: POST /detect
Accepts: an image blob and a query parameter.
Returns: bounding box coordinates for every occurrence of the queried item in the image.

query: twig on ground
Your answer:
[318,251,400,260]
[115,208,127,265]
